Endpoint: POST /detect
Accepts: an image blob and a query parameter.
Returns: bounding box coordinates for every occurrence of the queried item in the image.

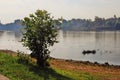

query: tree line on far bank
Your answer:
[0,15,120,32]
[61,15,120,31]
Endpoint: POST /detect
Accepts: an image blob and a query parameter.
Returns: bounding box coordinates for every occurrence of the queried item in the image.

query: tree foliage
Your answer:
[22,10,59,67]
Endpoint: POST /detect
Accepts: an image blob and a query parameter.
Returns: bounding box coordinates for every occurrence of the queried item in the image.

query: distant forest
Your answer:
[0,20,24,33]
[0,15,120,32]
[61,15,120,31]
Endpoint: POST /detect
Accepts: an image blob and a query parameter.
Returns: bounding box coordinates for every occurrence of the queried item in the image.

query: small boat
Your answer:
[82,50,96,55]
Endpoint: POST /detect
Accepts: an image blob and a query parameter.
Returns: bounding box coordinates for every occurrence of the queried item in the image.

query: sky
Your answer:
[0,0,120,23]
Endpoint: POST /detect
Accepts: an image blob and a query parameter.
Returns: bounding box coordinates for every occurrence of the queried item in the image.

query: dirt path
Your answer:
[0,74,9,80]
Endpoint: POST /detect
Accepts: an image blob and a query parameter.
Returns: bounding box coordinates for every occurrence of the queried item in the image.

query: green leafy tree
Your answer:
[22,10,59,67]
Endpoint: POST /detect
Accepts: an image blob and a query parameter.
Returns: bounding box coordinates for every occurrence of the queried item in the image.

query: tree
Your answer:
[94,16,104,26]
[22,10,59,67]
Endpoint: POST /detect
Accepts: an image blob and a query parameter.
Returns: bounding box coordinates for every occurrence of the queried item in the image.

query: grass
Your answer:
[0,52,98,80]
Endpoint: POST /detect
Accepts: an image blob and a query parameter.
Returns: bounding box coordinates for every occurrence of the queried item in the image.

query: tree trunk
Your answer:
[36,43,46,67]
[37,52,45,67]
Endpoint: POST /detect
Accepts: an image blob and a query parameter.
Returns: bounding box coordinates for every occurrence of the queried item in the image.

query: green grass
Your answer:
[0,52,98,80]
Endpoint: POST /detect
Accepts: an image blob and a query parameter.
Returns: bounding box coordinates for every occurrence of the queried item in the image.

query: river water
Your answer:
[0,30,120,65]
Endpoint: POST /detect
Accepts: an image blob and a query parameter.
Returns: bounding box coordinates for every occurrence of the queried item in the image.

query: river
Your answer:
[0,30,120,65]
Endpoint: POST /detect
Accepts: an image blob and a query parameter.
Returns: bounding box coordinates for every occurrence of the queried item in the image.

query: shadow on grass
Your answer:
[17,53,73,80]
[30,66,72,80]
[22,62,73,80]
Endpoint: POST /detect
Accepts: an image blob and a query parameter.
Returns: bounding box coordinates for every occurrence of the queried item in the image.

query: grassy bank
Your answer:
[0,50,120,80]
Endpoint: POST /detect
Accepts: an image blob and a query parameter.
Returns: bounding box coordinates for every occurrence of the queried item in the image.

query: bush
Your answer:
[17,51,31,65]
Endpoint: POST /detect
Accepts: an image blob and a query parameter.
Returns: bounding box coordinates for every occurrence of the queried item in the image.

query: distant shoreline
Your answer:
[0,29,120,32]
[61,29,120,32]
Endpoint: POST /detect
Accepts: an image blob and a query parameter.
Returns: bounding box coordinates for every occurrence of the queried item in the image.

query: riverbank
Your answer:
[50,58,120,80]
[0,50,120,80]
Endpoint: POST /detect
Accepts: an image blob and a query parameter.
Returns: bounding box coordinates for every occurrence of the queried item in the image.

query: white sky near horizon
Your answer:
[0,0,120,23]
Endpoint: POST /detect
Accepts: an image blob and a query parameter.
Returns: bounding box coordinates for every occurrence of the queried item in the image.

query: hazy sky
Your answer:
[0,0,120,23]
